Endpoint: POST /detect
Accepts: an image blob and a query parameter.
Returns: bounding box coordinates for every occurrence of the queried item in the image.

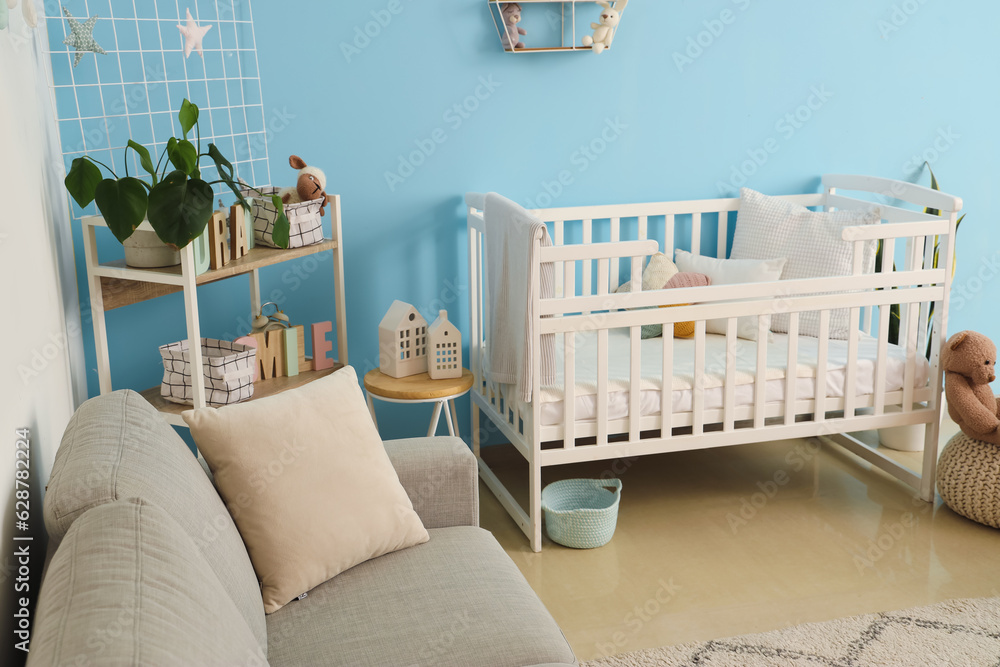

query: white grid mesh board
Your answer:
[44,0,271,206]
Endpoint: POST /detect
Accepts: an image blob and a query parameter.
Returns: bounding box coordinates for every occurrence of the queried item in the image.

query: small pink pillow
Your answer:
[661,272,711,338]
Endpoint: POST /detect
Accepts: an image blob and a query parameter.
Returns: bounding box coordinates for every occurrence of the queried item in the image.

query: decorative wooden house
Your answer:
[379,300,428,378]
[427,310,462,380]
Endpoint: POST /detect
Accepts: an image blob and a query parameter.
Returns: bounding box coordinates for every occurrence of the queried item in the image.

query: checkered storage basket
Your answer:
[541,478,622,549]
[241,186,325,249]
[159,338,257,407]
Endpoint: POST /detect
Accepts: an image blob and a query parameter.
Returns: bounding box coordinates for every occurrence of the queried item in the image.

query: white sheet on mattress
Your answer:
[527,329,930,426]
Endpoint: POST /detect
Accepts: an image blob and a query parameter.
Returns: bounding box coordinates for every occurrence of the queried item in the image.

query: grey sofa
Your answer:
[28,390,577,666]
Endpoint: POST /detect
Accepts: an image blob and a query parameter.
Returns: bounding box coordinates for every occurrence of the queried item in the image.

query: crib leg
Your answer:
[472,402,481,458]
[919,417,940,503]
[530,464,543,552]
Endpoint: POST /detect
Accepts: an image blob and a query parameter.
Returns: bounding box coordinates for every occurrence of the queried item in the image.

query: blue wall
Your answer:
[70,0,1000,443]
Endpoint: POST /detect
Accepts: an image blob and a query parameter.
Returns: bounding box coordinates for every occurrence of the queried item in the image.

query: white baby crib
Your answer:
[466,174,962,552]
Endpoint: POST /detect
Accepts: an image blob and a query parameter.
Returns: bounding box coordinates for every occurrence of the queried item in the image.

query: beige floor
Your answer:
[478,419,1000,662]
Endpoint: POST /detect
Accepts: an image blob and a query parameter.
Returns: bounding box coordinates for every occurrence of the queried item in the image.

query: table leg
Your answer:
[444,400,455,436]
[366,393,378,431]
[428,401,443,437]
[448,400,460,437]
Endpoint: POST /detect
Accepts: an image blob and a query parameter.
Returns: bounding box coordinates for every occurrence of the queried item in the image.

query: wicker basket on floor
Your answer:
[937,432,1000,529]
[541,478,622,549]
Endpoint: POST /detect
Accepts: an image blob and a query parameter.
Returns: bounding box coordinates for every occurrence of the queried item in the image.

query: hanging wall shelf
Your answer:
[488,0,628,54]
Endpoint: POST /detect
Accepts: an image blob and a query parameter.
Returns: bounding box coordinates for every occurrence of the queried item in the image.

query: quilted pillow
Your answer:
[659,272,711,338]
[614,253,679,339]
[674,250,786,341]
[731,188,881,339]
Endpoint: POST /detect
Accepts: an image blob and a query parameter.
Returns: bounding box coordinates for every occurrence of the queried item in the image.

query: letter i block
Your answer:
[208,211,230,269]
[229,205,248,260]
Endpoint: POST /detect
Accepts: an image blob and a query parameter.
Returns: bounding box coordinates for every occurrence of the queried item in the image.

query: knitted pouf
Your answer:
[937,432,1000,529]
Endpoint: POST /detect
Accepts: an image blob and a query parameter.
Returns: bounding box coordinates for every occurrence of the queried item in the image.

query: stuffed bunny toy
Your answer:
[942,330,1000,446]
[500,3,526,50]
[279,155,330,216]
[582,0,626,54]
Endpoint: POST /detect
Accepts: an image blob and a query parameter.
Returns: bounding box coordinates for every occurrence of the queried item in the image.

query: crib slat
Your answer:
[815,310,830,422]
[754,316,767,429]
[693,320,706,435]
[610,217,620,291]
[844,307,862,419]
[724,318,737,431]
[665,214,675,256]
[874,303,890,415]
[691,213,702,255]
[785,313,799,426]
[629,325,641,442]
[902,284,919,412]
[661,332,673,438]
[554,220,564,297]
[564,261,575,302]
[638,215,648,241]
[917,234,934,356]
[898,237,914,347]
[597,328,609,446]
[563,331,576,448]
[717,211,728,259]
[582,220,593,313]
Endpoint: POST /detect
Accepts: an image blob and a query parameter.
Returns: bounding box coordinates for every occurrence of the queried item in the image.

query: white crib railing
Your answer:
[467,175,962,551]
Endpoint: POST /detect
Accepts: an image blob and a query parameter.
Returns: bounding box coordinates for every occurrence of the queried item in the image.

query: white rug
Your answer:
[584,597,1000,667]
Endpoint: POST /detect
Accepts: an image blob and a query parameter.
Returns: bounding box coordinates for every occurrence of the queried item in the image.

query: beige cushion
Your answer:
[614,252,680,339]
[28,499,267,667]
[183,366,429,613]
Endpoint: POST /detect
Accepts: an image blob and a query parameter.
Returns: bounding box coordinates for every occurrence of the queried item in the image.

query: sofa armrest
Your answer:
[383,437,479,529]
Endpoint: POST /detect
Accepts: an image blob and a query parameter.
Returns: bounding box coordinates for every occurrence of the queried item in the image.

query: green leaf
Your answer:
[167,138,199,177]
[924,162,941,217]
[64,157,103,208]
[206,143,249,210]
[127,140,157,185]
[178,99,199,140]
[270,195,291,249]
[146,171,215,249]
[94,177,148,243]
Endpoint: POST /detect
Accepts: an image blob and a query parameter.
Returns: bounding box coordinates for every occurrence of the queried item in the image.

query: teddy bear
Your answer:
[941,330,1000,446]
[582,0,626,54]
[499,3,526,50]
[279,155,330,216]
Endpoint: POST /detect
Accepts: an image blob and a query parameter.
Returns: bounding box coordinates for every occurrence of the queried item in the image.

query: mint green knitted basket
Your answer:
[541,478,622,549]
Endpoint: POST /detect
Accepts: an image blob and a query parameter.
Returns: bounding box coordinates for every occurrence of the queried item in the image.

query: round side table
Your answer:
[363,369,474,437]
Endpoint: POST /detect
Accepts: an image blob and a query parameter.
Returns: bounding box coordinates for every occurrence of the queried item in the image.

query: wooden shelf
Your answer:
[140,364,345,421]
[97,240,337,310]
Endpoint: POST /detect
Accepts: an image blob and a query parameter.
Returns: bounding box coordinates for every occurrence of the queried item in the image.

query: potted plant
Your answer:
[64,99,290,267]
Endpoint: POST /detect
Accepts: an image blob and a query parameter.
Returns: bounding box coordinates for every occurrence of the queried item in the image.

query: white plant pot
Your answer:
[123,221,180,268]
[878,405,926,452]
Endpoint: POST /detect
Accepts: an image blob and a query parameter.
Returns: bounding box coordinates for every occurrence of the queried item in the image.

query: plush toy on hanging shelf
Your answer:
[499,3,526,50]
[582,0,627,54]
[279,155,330,217]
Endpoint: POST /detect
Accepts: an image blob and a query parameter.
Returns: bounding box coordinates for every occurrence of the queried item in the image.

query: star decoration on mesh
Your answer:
[62,6,106,68]
[177,8,212,58]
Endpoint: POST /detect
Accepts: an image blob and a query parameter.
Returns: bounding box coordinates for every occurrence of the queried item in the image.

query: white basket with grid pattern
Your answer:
[159,338,257,407]
[241,186,325,249]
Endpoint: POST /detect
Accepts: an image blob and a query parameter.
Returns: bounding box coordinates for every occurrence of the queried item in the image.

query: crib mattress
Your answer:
[524,329,930,426]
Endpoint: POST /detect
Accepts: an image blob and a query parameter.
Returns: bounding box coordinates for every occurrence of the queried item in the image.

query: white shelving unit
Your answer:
[81,196,349,427]
[488,0,627,53]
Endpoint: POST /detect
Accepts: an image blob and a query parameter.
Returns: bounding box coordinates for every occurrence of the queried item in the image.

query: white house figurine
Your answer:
[427,310,462,380]
[379,300,428,378]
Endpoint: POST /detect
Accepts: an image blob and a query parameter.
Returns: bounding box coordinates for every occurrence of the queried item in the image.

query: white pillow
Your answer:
[674,250,786,341]
[731,188,880,339]
[183,366,429,613]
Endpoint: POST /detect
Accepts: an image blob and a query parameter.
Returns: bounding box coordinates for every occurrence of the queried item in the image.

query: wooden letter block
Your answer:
[294,325,312,372]
[208,211,230,270]
[229,205,248,261]
[312,321,334,370]
[250,330,285,380]
[192,229,211,275]
[284,328,299,377]
[233,335,259,382]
